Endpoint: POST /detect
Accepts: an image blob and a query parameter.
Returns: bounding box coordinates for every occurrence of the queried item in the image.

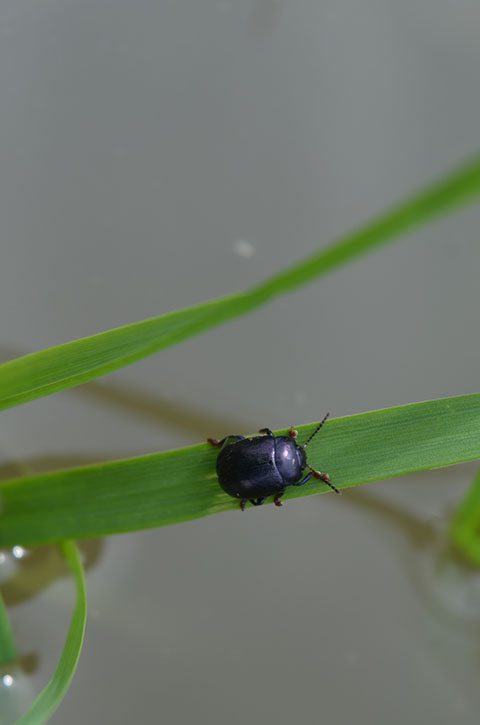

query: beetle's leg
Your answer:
[249,497,267,506]
[258,428,274,437]
[288,427,298,439]
[207,435,244,447]
[240,499,248,511]
[292,473,313,487]
[273,492,285,507]
[306,464,340,494]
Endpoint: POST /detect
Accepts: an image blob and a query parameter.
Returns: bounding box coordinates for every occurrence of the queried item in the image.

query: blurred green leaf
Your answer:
[16,541,87,725]
[0,591,17,667]
[1,154,480,411]
[1,394,479,547]
[450,466,480,566]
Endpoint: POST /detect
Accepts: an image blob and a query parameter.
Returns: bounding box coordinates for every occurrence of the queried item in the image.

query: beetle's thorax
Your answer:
[273,436,306,484]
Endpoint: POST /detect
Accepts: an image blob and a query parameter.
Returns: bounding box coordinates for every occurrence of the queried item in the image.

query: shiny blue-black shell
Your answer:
[215,434,307,500]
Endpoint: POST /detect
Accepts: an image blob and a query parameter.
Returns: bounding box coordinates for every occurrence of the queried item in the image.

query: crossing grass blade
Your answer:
[1,394,479,547]
[15,541,87,725]
[1,154,480,411]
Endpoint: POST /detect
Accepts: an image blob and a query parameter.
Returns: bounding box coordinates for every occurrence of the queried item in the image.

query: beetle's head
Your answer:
[296,443,307,469]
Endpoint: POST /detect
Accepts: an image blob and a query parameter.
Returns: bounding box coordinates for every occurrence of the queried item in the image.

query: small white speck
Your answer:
[2,674,13,687]
[12,546,25,559]
[0,552,6,565]
[233,239,255,259]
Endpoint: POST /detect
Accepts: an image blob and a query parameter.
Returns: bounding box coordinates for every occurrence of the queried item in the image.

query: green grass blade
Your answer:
[1,394,479,547]
[0,591,18,667]
[251,152,480,298]
[449,466,480,566]
[15,541,87,725]
[1,154,480,411]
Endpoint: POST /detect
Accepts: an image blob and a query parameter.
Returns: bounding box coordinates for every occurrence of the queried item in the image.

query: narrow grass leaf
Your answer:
[1,154,480,411]
[0,591,18,667]
[1,394,479,547]
[15,541,87,725]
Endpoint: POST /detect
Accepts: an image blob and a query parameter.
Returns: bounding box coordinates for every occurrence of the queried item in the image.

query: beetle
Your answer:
[208,412,339,510]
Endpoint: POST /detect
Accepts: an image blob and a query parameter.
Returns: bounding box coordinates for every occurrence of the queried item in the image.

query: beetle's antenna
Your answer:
[303,412,330,448]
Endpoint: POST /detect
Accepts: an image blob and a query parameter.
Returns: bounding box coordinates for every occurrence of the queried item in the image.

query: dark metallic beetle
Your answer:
[208,412,339,510]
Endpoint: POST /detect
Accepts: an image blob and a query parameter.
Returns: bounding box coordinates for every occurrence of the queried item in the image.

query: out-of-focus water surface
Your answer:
[1,1,480,723]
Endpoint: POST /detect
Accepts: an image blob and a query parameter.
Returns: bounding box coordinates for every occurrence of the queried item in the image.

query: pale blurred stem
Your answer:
[0,589,18,666]
[449,467,480,566]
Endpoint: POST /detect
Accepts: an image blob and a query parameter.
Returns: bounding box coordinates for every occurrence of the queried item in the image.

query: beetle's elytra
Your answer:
[208,412,338,510]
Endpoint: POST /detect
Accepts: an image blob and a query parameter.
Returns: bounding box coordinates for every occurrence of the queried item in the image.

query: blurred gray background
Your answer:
[1,1,480,723]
